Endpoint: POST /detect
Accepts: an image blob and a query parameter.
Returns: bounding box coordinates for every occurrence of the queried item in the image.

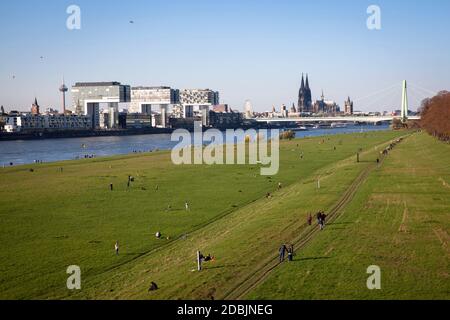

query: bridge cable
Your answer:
[352,83,400,104]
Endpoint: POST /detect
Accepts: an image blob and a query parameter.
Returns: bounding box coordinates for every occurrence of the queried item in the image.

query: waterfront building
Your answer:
[179,89,219,106]
[129,86,179,113]
[129,86,180,128]
[281,104,288,118]
[99,110,110,129]
[0,115,6,132]
[212,104,230,113]
[179,89,220,126]
[298,74,312,113]
[209,107,243,129]
[125,113,153,129]
[31,98,40,115]
[244,100,254,119]
[344,96,354,115]
[4,114,92,133]
[71,82,131,128]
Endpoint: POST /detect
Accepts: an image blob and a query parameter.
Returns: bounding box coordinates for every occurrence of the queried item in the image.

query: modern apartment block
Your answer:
[179,89,219,106]
[129,86,179,114]
[71,82,131,128]
[179,89,220,126]
[4,114,92,133]
[129,86,180,128]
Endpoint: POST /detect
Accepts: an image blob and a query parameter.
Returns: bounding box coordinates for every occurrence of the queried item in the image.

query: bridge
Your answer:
[253,80,434,125]
[255,115,421,124]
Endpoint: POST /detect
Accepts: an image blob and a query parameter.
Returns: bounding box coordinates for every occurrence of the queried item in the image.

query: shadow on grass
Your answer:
[295,256,332,262]
[205,263,247,270]
[328,222,353,226]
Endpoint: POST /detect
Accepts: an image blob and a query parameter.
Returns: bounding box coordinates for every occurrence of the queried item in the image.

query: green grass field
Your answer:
[0,130,448,300]
[248,132,450,299]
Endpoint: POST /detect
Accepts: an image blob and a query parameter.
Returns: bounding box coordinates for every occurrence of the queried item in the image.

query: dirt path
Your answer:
[221,138,401,300]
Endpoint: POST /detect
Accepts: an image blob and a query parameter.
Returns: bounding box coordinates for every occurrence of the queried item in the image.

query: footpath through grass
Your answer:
[0,131,404,299]
[248,132,450,300]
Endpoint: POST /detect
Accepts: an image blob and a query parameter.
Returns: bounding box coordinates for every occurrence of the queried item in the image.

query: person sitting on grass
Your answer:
[148,281,158,292]
[203,254,215,262]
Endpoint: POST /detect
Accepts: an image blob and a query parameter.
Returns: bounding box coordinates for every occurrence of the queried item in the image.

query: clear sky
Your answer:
[0,0,449,112]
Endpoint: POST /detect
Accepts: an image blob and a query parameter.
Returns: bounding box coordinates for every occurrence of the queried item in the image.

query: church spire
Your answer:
[301,74,305,90]
[306,74,310,90]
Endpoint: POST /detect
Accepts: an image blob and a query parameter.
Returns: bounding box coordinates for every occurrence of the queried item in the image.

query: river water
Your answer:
[0,125,390,166]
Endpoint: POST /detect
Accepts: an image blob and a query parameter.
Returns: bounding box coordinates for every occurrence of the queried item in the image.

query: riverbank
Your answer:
[0,125,391,166]
[0,127,174,141]
[0,130,407,299]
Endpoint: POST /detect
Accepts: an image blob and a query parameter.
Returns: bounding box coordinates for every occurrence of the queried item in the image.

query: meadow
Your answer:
[2,130,447,300]
[248,132,450,299]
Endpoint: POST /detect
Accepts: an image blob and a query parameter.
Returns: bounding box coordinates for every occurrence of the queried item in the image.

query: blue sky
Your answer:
[0,0,449,112]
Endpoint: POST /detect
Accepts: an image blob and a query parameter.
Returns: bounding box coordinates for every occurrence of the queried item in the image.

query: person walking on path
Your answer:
[307,213,312,226]
[279,244,287,263]
[287,244,294,262]
[317,212,324,230]
[321,212,327,228]
[185,201,190,211]
[110,183,114,191]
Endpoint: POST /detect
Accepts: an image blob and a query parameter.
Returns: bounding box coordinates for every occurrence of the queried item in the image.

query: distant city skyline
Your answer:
[1,0,449,112]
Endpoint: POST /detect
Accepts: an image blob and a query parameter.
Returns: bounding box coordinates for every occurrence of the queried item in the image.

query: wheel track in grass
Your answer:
[55,133,408,299]
[222,135,409,300]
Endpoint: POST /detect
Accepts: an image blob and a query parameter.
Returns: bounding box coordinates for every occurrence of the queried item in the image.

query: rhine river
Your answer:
[0,125,390,166]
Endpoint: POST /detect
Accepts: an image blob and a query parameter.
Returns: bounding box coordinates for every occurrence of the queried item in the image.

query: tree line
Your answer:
[419,91,450,142]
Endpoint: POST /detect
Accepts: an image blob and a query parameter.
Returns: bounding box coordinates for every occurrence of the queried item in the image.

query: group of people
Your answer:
[79,154,96,159]
[316,211,327,230]
[279,244,294,263]
[306,211,327,230]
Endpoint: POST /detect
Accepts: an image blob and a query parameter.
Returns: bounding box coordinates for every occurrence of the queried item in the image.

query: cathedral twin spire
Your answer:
[300,73,310,91]
[298,73,312,112]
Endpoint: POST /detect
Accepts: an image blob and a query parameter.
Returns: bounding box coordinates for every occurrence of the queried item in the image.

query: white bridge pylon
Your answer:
[401,80,409,123]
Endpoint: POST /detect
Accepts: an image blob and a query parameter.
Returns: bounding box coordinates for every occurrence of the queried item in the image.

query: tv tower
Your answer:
[59,78,68,114]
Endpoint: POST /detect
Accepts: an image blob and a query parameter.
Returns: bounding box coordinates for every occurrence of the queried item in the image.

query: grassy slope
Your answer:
[65,132,399,299]
[248,132,450,300]
[0,131,403,299]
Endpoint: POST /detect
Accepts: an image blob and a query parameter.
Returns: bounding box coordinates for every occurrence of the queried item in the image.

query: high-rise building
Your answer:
[179,89,220,126]
[298,74,312,113]
[71,82,131,128]
[129,86,179,114]
[179,89,219,106]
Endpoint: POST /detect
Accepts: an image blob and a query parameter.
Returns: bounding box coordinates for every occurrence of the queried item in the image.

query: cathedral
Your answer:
[298,74,312,113]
